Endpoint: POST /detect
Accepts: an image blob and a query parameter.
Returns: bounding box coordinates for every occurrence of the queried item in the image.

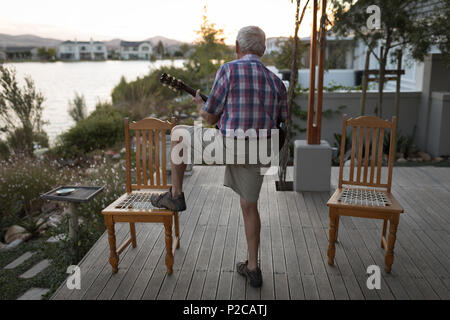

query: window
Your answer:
[81,46,86,51]
[141,46,149,51]
[97,46,103,50]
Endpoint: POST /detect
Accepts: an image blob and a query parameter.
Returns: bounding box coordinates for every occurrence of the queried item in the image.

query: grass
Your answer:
[0,239,68,300]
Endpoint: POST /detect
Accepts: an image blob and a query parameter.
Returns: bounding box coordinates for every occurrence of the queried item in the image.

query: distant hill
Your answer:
[0,33,185,49]
[104,36,184,49]
[0,33,62,48]
[147,36,183,47]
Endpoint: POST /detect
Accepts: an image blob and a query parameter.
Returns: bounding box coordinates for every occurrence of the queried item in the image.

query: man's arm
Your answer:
[200,108,220,125]
[193,90,220,125]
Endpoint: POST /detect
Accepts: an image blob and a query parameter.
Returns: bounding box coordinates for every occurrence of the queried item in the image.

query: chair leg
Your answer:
[164,218,174,275]
[129,222,137,248]
[385,215,399,273]
[381,219,388,248]
[105,216,119,273]
[174,212,180,249]
[328,210,338,265]
[335,214,340,243]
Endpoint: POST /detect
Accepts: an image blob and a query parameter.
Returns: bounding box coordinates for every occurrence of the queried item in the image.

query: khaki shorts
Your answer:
[173,125,272,203]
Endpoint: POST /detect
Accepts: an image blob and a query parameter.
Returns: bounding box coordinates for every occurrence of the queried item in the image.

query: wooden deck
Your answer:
[52,166,450,300]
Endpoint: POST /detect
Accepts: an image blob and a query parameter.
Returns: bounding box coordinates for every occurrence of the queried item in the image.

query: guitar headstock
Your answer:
[160,73,184,93]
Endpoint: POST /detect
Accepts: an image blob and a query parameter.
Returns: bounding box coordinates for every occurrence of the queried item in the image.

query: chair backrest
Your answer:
[338,115,397,192]
[124,117,175,193]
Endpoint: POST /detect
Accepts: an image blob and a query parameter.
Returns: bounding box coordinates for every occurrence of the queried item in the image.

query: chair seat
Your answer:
[327,187,403,214]
[102,190,174,216]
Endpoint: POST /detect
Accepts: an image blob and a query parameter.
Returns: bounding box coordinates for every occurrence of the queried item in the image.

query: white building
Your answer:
[58,39,107,60]
[119,41,152,60]
[0,48,6,60]
[265,37,289,54]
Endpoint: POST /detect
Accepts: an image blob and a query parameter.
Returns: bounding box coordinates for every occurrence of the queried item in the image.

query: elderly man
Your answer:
[151,26,288,288]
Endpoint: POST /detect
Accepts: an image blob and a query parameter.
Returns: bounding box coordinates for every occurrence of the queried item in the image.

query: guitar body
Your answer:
[160,73,286,150]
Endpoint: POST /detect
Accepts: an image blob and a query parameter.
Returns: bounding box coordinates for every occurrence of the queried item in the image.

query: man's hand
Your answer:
[193,89,220,125]
[192,89,204,113]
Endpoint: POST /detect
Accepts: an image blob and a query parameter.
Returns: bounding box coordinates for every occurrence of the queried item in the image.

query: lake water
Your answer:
[4,60,185,144]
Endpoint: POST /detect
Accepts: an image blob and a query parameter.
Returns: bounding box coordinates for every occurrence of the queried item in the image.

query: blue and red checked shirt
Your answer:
[202,54,289,138]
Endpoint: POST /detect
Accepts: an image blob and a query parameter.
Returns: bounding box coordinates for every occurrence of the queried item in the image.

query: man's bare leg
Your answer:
[240,198,261,271]
[170,135,187,198]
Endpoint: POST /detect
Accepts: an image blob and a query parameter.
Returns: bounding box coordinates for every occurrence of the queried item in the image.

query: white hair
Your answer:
[236,26,266,57]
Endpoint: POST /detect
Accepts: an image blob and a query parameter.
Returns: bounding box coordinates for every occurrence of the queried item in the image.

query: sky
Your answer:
[0,0,315,44]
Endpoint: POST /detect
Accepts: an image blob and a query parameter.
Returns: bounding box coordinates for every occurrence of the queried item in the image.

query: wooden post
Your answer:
[394,50,402,131]
[314,0,327,145]
[360,50,371,115]
[306,0,326,145]
[306,0,318,144]
[68,202,79,258]
[377,45,385,118]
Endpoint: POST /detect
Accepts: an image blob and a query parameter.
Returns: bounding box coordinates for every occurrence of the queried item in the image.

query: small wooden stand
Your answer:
[41,185,104,259]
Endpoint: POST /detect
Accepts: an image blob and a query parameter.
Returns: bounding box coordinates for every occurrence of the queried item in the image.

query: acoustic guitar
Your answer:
[159,72,286,150]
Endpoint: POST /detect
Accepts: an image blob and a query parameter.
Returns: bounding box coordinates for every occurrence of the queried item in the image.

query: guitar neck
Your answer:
[180,83,208,102]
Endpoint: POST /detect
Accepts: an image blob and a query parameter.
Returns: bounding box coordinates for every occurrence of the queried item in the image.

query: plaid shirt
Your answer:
[203,54,289,138]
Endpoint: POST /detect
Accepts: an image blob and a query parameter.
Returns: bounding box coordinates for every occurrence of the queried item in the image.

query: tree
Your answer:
[331,0,450,118]
[37,47,56,61]
[47,48,56,60]
[279,0,310,184]
[0,65,47,156]
[271,37,307,70]
[178,43,191,57]
[186,5,234,92]
[155,40,165,58]
[68,92,87,123]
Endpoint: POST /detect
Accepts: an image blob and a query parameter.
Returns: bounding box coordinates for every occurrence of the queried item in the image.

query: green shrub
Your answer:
[57,102,127,157]
[0,158,67,234]
[68,92,87,123]
[111,66,201,121]
[6,128,49,155]
[0,140,9,159]
[0,65,47,157]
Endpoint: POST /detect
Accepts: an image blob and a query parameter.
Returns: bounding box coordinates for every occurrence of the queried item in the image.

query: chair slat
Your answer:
[338,115,347,188]
[376,128,384,184]
[148,130,154,185]
[162,132,167,186]
[142,130,148,185]
[356,126,364,183]
[124,119,132,194]
[363,126,371,183]
[349,126,357,182]
[370,127,378,184]
[136,130,141,185]
[155,130,161,186]
[387,118,397,192]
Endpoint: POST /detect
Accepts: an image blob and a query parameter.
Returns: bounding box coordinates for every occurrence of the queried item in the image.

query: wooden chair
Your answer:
[327,115,404,273]
[102,117,180,275]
